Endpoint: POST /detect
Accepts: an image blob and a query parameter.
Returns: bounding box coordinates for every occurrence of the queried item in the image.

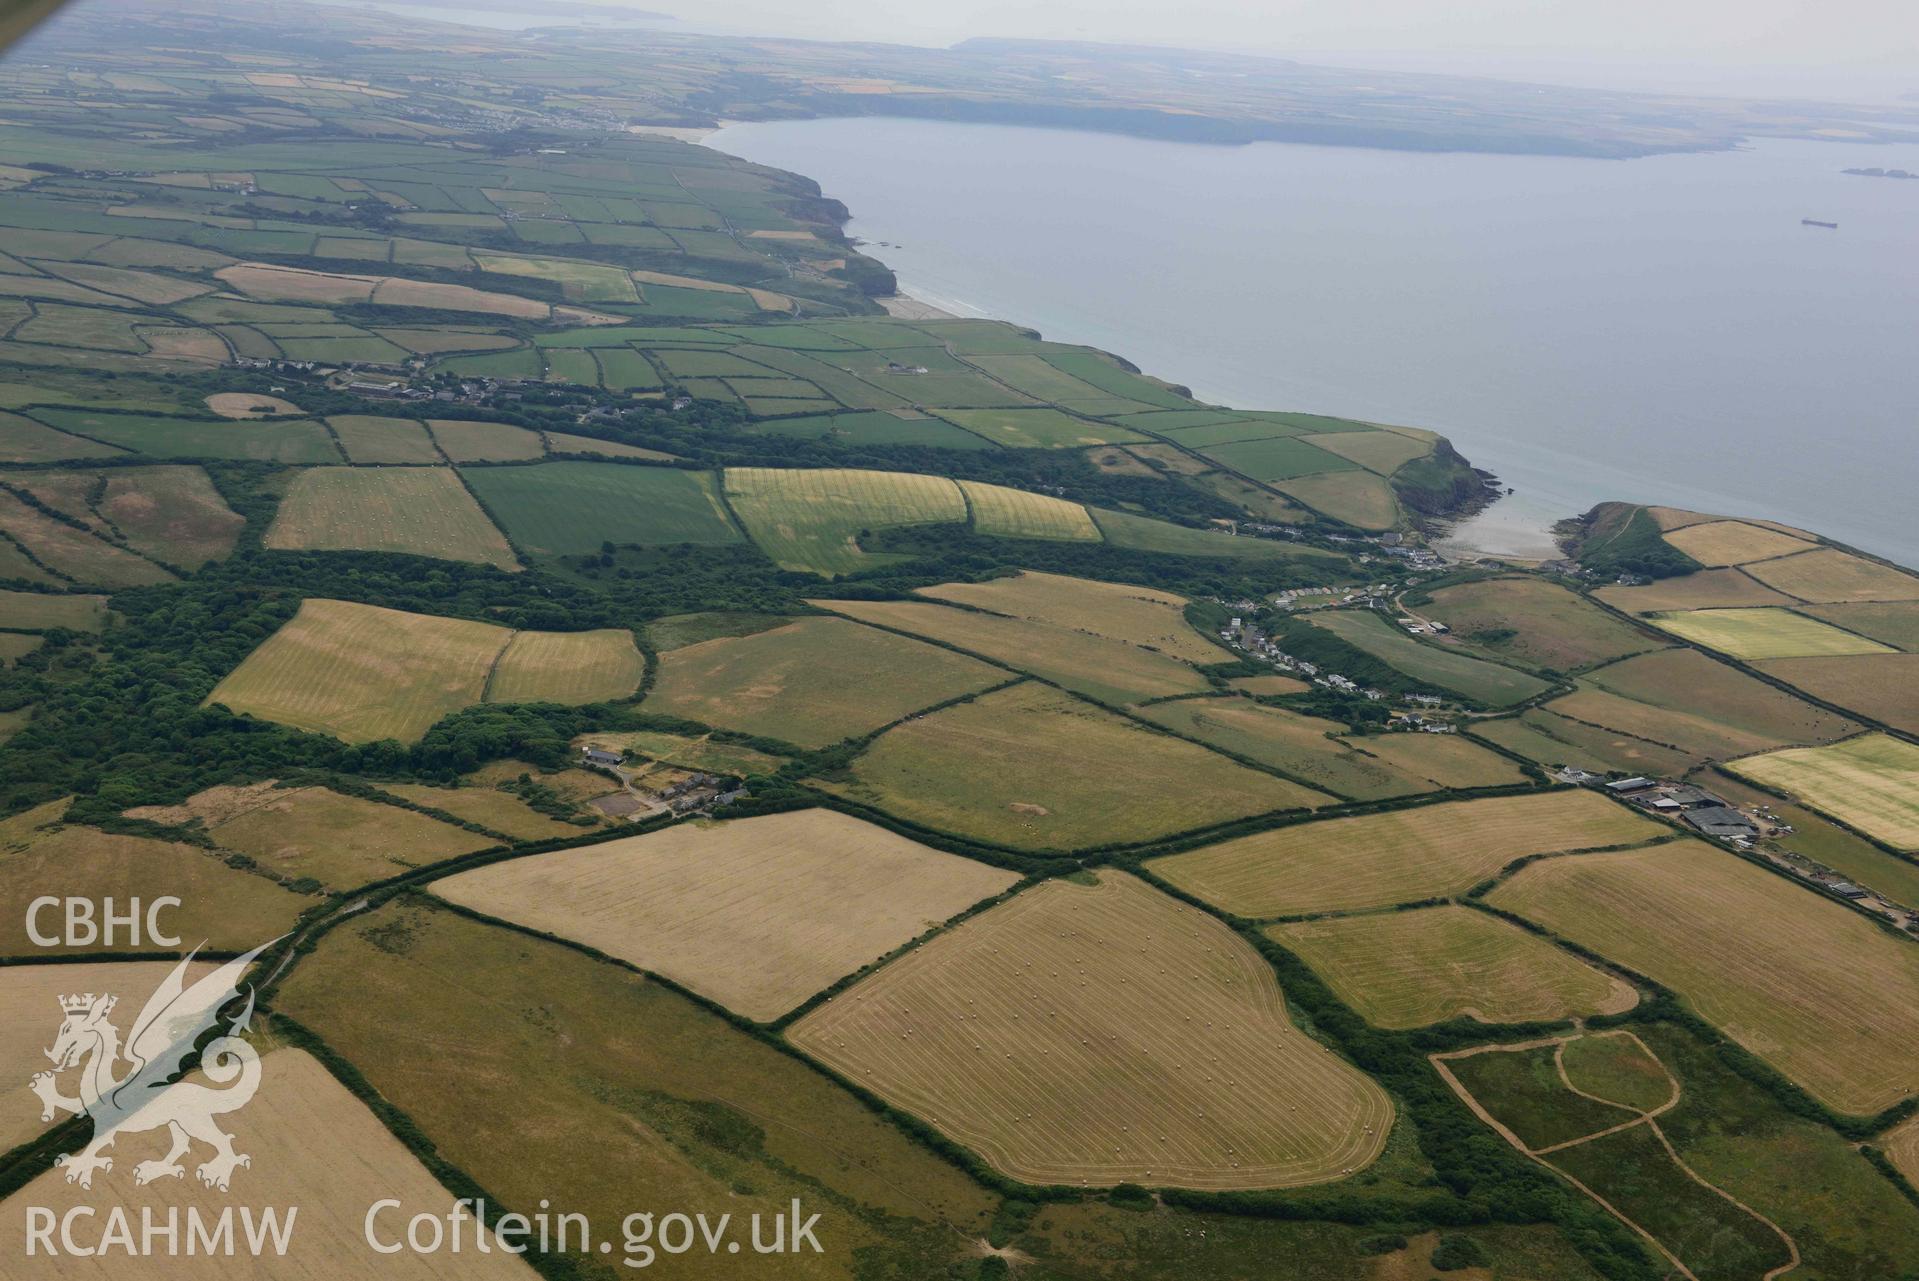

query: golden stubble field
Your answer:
[433,808,1019,1021]
[0,1049,536,1278]
[1148,790,1662,918]
[208,600,644,744]
[645,615,1002,748]
[1267,906,1637,1029]
[916,570,1230,664]
[788,871,1393,1190]
[1488,839,1919,1116]
[0,960,214,1150]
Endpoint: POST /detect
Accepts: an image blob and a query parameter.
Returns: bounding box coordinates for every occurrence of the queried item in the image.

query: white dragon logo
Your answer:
[28,940,277,1192]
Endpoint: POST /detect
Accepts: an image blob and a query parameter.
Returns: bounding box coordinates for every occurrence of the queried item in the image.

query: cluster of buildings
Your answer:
[1562,772,1916,932]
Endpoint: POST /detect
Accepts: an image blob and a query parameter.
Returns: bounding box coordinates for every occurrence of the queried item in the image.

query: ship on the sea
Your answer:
[1802,218,1839,229]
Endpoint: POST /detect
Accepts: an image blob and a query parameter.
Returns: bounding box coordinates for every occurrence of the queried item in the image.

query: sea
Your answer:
[711,118,1919,564]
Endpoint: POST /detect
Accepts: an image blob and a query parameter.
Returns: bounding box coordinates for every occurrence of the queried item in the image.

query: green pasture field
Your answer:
[461,461,740,556]
[1802,600,1919,650]
[0,588,106,631]
[821,681,1322,851]
[64,464,243,568]
[434,346,542,379]
[1580,648,1860,751]
[1633,1020,1919,1278]
[1090,507,1308,559]
[594,347,662,390]
[1041,350,1192,408]
[648,347,770,379]
[271,332,411,364]
[0,410,124,462]
[14,303,149,352]
[1471,709,1698,778]
[1307,610,1552,706]
[647,615,1002,749]
[1139,697,1425,801]
[325,414,440,464]
[1199,435,1355,482]
[1755,652,1919,735]
[31,408,341,463]
[736,345,912,410]
[1442,1043,1640,1150]
[746,411,994,450]
[540,347,601,386]
[264,466,518,569]
[1299,428,1434,473]
[425,418,544,462]
[723,466,967,576]
[1422,577,1661,672]
[637,283,760,318]
[1648,607,1895,659]
[936,407,1146,448]
[1273,471,1402,530]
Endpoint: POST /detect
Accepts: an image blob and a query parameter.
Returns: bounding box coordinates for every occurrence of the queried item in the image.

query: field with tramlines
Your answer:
[789,871,1393,1189]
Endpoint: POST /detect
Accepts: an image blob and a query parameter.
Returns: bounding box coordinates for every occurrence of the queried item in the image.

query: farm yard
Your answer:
[1267,906,1637,1028]
[1487,839,1919,1115]
[820,682,1325,850]
[789,871,1394,1189]
[434,809,1018,1020]
[1147,790,1662,917]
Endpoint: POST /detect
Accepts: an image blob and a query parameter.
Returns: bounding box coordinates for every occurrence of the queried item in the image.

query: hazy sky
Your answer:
[612,0,1918,101]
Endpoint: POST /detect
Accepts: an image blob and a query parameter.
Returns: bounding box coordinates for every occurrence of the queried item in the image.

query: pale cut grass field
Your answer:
[205,784,493,887]
[958,479,1100,541]
[486,627,644,705]
[790,871,1393,1189]
[815,597,1211,705]
[1647,607,1893,659]
[1595,568,1796,615]
[723,466,966,575]
[825,682,1323,851]
[209,599,508,743]
[1488,839,1919,1116]
[434,808,1018,1020]
[1886,1114,1919,1186]
[263,466,519,569]
[646,615,1001,748]
[916,570,1230,664]
[0,1049,537,1278]
[1267,906,1637,1029]
[1728,733,1919,850]
[1660,520,1816,567]
[378,783,593,842]
[1744,548,1919,604]
[1147,790,1661,918]
[0,961,214,1150]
